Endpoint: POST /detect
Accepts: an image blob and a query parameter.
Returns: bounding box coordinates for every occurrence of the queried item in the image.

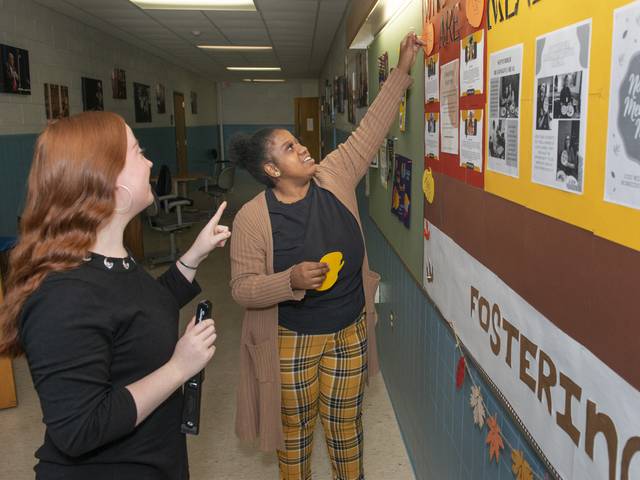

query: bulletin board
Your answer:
[421,1,640,479]
[366,0,429,283]
[423,0,487,188]
[484,0,640,252]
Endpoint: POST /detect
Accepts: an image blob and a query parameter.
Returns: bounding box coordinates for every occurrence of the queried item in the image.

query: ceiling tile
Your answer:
[33,0,348,80]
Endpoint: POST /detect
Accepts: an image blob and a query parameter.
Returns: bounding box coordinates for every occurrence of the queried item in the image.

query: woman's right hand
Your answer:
[170,317,217,382]
[291,262,329,290]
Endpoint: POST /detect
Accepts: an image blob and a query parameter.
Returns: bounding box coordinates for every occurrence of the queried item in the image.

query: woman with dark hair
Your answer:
[0,111,230,479]
[228,32,423,480]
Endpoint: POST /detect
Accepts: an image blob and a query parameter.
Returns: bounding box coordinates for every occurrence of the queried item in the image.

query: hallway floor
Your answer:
[0,193,414,480]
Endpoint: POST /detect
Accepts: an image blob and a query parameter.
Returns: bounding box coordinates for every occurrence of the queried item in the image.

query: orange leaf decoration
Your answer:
[466,0,485,28]
[511,449,533,480]
[485,415,504,463]
[423,21,434,56]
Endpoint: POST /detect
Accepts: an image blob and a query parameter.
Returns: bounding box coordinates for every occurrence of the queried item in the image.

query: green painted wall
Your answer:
[366,0,425,282]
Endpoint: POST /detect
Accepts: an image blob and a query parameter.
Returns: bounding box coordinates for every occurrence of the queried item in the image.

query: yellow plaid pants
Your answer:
[277,314,368,480]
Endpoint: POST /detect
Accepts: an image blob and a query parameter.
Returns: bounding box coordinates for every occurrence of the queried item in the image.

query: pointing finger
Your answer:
[206,201,227,228]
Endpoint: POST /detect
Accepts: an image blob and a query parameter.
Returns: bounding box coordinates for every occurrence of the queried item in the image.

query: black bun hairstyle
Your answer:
[228,128,280,187]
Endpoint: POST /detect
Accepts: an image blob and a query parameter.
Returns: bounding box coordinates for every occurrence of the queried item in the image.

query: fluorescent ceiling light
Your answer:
[242,78,286,82]
[198,45,272,51]
[130,0,256,10]
[226,66,281,71]
[349,0,411,49]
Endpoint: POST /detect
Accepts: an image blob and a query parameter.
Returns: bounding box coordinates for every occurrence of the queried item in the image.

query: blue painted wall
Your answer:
[133,127,176,176]
[357,183,550,480]
[186,125,219,176]
[0,124,219,236]
[0,133,37,236]
[335,123,553,480]
[220,124,295,205]
[134,125,220,177]
[221,123,294,155]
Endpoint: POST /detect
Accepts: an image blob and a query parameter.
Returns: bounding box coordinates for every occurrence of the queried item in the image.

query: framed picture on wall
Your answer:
[338,75,346,113]
[156,83,166,114]
[332,77,338,118]
[190,91,198,114]
[378,52,389,87]
[356,50,368,108]
[44,83,70,122]
[0,44,31,95]
[81,77,104,111]
[111,68,126,99]
[61,86,69,118]
[134,82,152,123]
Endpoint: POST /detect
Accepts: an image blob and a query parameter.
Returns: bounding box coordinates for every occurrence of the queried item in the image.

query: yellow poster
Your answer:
[485,0,640,252]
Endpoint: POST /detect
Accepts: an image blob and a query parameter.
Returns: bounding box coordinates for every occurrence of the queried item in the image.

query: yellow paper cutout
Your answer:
[392,188,401,209]
[423,167,435,204]
[317,251,344,292]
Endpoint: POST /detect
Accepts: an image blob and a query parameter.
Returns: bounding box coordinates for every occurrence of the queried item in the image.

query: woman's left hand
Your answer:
[182,202,232,268]
[397,31,425,75]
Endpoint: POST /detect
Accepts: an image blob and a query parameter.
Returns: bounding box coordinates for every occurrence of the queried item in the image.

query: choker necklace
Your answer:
[84,252,136,271]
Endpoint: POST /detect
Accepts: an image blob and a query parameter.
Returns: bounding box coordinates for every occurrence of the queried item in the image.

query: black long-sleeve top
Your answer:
[266,180,365,334]
[19,253,201,480]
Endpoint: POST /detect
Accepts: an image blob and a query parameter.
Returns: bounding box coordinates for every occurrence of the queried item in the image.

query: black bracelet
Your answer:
[178,258,198,270]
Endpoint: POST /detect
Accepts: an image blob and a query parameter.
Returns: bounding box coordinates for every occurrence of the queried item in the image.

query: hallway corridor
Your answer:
[0,201,414,480]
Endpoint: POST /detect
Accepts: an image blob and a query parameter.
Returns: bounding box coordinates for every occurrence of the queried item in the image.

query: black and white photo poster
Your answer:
[0,44,30,95]
[425,112,439,159]
[460,109,483,171]
[488,44,522,178]
[532,20,591,194]
[425,53,439,103]
[379,142,389,189]
[605,2,640,210]
[134,83,152,123]
[440,59,460,155]
[460,30,484,96]
[81,77,104,111]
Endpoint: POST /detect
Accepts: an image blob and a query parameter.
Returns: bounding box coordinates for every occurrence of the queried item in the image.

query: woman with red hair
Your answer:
[0,111,230,479]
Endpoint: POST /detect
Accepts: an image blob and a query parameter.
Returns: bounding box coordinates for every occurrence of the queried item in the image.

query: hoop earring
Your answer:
[114,184,133,214]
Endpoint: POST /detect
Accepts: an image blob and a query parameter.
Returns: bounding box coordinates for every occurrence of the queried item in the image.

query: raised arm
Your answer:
[319,32,423,187]
[168,201,232,290]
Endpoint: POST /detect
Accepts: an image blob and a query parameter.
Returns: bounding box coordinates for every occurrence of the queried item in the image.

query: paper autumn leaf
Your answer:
[455,356,466,389]
[485,415,504,463]
[511,449,533,480]
[469,385,486,428]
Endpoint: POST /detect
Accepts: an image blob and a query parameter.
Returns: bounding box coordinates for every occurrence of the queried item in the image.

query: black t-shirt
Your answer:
[19,253,201,480]
[266,181,365,334]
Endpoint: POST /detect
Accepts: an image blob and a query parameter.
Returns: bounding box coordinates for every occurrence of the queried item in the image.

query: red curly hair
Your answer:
[0,111,127,357]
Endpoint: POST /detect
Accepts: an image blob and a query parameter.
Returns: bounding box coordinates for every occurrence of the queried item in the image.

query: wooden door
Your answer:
[0,272,17,409]
[294,97,321,162]
[173,92,188,176]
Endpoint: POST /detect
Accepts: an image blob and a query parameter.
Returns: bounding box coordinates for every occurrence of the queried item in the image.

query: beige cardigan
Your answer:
[230,69,413,452]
